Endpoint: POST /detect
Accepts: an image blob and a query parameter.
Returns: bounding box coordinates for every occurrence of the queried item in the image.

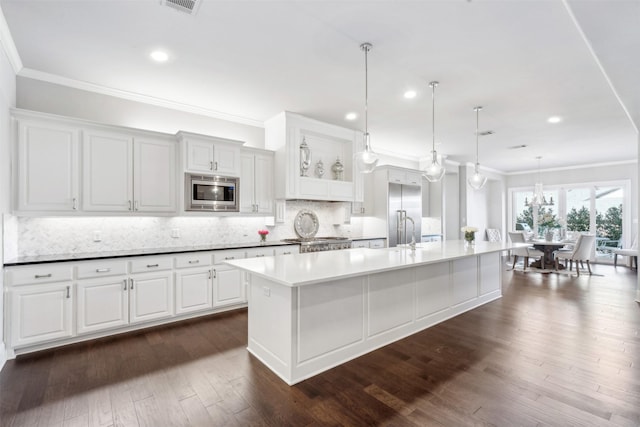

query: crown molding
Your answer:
[506,158,637,176]
[18,67,265,128]
[0,5,23,73]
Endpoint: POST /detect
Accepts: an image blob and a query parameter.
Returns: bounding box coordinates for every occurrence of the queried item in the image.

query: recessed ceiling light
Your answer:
[547,116,562,124]
[345,112,358,121]
[404,90,417,99]
[150,50,169,62]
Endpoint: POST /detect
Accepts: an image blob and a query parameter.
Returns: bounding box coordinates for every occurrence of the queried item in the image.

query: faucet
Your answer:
[401,215,416,253]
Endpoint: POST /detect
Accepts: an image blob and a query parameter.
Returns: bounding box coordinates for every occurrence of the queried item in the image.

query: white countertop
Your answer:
[225,240,519,287]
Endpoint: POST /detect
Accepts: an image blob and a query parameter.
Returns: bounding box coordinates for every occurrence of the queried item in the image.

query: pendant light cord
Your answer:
[431,82,436,153]
[475,107,480,165]
[361,43,372,148]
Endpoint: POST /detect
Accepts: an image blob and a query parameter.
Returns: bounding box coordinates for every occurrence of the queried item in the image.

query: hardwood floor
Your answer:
[1,263,639,426]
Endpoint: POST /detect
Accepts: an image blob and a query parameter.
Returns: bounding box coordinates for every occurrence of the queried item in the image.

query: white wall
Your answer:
[16,77,265,148]
[0,12,17,369]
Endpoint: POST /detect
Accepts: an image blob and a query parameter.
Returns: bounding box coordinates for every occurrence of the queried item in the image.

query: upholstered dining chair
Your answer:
[486,228,501,242]
[508,231,543,271]
[553,234,596,276]
[611,233,638,269]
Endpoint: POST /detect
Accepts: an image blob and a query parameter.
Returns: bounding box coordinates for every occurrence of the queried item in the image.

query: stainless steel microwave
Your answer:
[186,173,239,211]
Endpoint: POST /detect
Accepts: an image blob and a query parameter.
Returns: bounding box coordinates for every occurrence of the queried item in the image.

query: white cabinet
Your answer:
[82,129,133,211]
[82,129,177,213]
[352,239,386,249]
[240,149,274,214]
[15,116,80,212]
[274,245,299,256]
[134,137,177,212]
[212,249,246,307]
[352,171,374,215]
[9,282,74,348]
[178,132,243,176]
[174,253,213,315]
[129,271,174,323]
[387,167,422,185]
[77,276,129,334]
[265,111,358,202]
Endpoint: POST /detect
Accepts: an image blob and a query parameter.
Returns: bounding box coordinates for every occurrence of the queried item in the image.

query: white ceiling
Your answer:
[1,0,638,173]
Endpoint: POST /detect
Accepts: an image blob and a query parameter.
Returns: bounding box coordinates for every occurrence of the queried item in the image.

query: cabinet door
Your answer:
[134,138,177,212]
[83,130,134,211]
[17,120,79,211]
[185,139,214,173]
[77,277,129,334]
[254,154,274,214]
[213,265,245,307]
[175,267,213,315]
[213,142,240,176]
[130,272,174,323]
[239,153,255,213]
[10,282,74,347]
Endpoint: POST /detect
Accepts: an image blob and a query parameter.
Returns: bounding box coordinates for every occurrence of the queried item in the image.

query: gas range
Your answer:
[282,237,352,253]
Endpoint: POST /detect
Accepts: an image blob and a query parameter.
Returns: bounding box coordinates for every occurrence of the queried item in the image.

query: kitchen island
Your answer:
[226,240,515,385]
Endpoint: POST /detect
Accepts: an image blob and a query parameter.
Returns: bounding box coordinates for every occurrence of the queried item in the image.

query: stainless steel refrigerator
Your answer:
[388,182,422,247]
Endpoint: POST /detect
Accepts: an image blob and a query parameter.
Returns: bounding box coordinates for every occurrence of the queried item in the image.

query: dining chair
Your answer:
[486,228,501,242]
[611,233,638,269]
[508,231,543,271]
[553,234,596,276]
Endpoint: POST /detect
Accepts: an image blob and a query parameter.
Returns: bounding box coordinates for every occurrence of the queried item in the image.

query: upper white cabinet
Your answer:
[178,131,243,176]
[82,128,177,213]
[265,112,360,202]
[240,148,274,214]
[14,115,80,212]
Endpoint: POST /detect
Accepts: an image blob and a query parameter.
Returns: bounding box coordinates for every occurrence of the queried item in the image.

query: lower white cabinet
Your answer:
[213,265,244,307]
[10,282,74,347]
[175,266,213,315]
[129,271,174,323]
[77,276,129,335]
[352,238,387,249]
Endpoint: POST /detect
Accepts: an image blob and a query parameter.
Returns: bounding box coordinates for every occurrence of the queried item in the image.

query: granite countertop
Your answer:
[3,241,295,266]
[226,240,518,287]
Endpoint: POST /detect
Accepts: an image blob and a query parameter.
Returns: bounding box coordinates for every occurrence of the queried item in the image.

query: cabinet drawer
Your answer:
[175,252,212,269]
[6,264,73,286]
[246,247,274,259]
[274,245,299,256]
[369,239,386,249]
[388,169,405,183]
[129,256,173,273]
[212,249,246,265]
[76,259,128,279]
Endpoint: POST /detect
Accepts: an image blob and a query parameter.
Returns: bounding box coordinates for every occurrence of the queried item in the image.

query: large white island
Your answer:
[226,240,514,385]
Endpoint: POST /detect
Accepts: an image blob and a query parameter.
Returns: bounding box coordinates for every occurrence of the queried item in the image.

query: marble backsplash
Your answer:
[3,201,365,260]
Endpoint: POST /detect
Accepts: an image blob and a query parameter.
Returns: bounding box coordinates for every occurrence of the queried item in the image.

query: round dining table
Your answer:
[529,240,572,269]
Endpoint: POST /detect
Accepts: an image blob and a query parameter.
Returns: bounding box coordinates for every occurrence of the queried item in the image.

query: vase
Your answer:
[260,234,267,244]
[464,231,475,248]
[545,231,554,242]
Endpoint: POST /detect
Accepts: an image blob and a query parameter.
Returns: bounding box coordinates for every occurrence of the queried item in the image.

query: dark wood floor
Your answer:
[1,263,639,426]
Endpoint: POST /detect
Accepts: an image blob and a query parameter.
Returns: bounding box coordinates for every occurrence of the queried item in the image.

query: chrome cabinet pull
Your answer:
[208,270,212,279]
[130,278,134,290]
[214,161,218,170]
[35,274,52,279]
[283,251,291,255]
[66,286,70,299]
[213,269,217,279]
[188,260,199,264]
[123,279,128,291]
[96,268,111,273]
[256,254,265,257]
[224,256,234,260]
[72,198,78,210]
[209,161,213,170]
[128,200,132,211]
[146,264,159,268]
[134,200,139,211]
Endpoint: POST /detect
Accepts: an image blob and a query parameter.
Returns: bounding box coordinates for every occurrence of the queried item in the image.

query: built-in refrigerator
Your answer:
[388,182,422,247]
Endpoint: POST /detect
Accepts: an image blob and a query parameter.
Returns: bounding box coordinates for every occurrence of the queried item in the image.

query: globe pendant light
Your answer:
[353,42,379,174]
[467,106,488,190]
[422,81,445,182]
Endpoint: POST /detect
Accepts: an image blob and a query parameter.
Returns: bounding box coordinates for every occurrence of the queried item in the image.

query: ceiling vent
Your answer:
[161,0,201,15]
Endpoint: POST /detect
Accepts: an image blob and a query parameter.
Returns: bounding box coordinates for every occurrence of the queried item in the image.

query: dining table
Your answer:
[529,239,573,270]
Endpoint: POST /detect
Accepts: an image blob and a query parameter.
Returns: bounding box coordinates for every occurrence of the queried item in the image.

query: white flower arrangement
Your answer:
[460,226,478,233]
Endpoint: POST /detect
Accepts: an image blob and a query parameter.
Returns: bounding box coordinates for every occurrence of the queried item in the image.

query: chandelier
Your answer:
[525,156,554,207]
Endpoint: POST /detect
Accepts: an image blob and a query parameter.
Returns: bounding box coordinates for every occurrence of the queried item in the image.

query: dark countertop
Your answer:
[3,241,295,266]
